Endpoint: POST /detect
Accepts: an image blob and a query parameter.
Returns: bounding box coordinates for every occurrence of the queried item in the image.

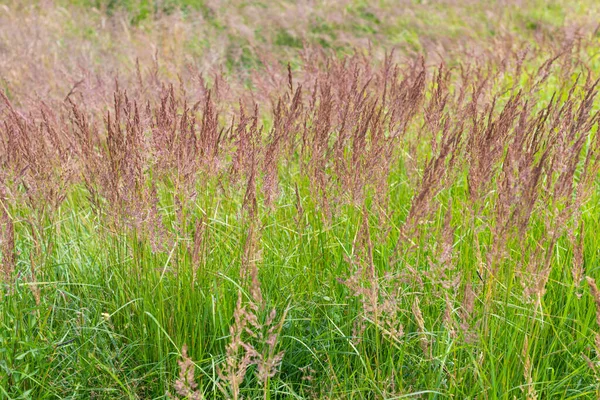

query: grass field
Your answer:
[3,1,600,399]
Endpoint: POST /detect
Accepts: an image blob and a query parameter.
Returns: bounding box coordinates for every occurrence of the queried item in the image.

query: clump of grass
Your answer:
[171,344,203,400]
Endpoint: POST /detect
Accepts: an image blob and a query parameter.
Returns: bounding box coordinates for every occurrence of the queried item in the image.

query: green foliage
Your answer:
[275,30,303,49]
[1,158,600,397]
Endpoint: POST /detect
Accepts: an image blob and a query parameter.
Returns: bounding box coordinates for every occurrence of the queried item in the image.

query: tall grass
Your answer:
[2,2,600,399]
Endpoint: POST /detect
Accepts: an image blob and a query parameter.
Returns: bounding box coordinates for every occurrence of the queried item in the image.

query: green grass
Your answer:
[2,153,600,398]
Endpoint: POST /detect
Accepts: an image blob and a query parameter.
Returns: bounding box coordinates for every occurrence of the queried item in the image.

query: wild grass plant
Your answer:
[2,1,600,399]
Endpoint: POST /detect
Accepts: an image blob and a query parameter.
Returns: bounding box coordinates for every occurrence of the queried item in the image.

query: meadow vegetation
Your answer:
[2,0,600,398]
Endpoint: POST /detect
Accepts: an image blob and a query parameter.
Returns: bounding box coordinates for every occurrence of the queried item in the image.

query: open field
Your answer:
[3,1,600,398]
